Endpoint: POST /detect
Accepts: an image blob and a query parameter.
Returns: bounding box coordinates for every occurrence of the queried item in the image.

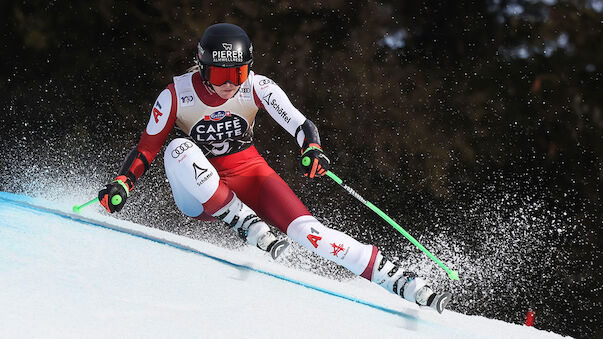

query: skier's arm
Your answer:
[98,84,177,213]
[252,75,330,178]
[295,119,330,178]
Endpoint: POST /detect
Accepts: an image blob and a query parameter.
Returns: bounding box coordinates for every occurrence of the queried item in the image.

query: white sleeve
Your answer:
[145,88,173,136]
[252,74,307,145]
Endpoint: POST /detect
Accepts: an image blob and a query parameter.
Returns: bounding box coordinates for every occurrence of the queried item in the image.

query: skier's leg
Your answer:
[214,153,312,233]
[209,190,288,254]
[163,138,284,254]
[287,215,451,312]
[214,151,450,311]
[286,215,377,275]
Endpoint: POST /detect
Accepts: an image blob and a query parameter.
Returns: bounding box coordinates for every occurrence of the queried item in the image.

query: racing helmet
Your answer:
[196,23,253,86]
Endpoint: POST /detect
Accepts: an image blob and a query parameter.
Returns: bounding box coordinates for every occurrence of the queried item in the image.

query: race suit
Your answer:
[118,70,379,279]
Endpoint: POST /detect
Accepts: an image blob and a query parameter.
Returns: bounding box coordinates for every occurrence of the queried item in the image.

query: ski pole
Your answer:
[72,197,99,213]
[73,191,126,213]
[324,170,460,281]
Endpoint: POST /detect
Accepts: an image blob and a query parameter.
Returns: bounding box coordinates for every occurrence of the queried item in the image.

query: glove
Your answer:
[98,175,133,213]
[300,143,330,178]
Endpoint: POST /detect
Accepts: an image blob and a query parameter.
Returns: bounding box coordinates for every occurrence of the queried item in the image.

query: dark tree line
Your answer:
[3,1,601,200]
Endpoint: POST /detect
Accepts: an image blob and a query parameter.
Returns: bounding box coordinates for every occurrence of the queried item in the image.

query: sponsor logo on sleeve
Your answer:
[258,79,275,87]
[262,92,291,123]
[146,89,171,136]
[152,101,163,123]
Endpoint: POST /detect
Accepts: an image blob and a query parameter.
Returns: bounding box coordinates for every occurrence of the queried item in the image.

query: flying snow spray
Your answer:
[325,170,459,280]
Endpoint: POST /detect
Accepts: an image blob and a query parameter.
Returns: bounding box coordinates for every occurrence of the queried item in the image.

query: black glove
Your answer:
[98,175,133,213]
[300,143,330,178]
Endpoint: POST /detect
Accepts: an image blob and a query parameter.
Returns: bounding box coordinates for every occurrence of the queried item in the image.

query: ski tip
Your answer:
[448,270,460,281]
[72,205,81,213]
[270,239,290,260]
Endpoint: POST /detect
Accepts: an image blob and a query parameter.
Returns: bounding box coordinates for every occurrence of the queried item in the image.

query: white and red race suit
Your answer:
[121,70,382,281]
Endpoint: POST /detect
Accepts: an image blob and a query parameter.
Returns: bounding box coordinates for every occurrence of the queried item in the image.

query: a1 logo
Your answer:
[307,227,322,248]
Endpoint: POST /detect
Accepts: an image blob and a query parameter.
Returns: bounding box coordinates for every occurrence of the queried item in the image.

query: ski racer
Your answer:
[98,23,452,313]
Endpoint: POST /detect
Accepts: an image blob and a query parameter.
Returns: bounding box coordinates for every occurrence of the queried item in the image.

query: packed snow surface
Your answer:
[0,192,567,338]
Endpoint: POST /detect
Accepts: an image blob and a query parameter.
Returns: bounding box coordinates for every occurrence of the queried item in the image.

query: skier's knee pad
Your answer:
[164,138,220,217]
[286,215,374,276]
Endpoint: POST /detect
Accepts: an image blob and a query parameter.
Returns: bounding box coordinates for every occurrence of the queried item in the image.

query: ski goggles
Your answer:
[205,65,249,86]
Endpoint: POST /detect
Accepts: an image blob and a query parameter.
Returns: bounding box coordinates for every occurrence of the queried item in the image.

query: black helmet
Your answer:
[196,23,253,84]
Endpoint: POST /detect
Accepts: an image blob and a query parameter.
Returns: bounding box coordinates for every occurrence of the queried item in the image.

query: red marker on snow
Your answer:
[525,309,535,326]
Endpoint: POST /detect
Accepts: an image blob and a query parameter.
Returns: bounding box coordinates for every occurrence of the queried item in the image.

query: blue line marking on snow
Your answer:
[0,191,433,325]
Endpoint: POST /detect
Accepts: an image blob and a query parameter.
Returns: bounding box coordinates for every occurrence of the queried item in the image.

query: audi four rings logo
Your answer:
[258,79,275,86]
[171,142,194,158]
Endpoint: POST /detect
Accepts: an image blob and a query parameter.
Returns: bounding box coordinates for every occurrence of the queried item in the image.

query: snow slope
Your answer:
[0,191,567,339]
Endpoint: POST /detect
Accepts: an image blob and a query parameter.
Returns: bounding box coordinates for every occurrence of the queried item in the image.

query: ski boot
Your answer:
[414,285,453,314]
[370,252,452,313]
[256,230,289,260]
[213,194,289,259]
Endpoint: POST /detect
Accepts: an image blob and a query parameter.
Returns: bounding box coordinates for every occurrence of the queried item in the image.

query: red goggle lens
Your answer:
[206,65,249,86]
